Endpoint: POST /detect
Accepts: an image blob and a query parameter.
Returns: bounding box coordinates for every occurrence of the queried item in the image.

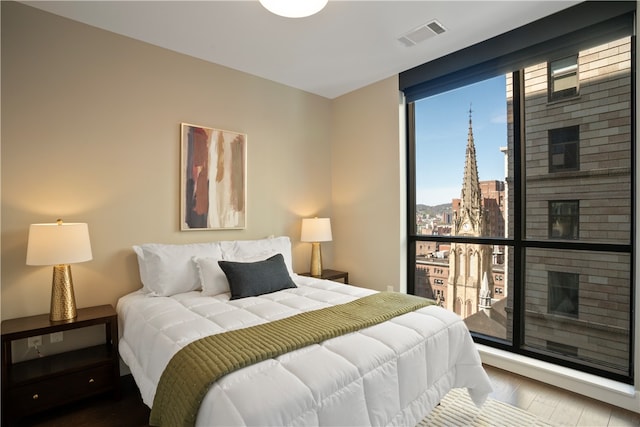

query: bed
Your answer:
[117,236,493,426]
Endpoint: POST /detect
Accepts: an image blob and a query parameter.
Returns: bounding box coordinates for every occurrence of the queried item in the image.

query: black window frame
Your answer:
[401,1,635,385]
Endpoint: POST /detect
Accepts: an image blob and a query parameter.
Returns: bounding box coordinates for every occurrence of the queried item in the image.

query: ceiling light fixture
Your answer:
[259,0,328,18]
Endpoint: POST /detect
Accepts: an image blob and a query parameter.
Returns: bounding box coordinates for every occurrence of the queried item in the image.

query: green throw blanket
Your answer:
[149,292,434,427]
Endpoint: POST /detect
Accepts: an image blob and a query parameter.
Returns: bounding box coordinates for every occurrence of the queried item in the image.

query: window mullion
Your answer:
[513,69,525,351]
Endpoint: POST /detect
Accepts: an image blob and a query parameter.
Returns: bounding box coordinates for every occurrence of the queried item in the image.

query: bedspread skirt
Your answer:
[117,277,492,426]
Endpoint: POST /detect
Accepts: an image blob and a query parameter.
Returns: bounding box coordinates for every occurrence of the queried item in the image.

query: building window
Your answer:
[548,271,579,318]
[548,55,578,102]
[547,340,578,357]
[549,126,579,172]
[549,201,579,239]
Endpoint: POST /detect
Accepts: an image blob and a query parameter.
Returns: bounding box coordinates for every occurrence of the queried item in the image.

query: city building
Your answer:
[504,35,632,376]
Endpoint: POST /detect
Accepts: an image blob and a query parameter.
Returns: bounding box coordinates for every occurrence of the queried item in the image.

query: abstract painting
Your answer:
[181,123,246,230]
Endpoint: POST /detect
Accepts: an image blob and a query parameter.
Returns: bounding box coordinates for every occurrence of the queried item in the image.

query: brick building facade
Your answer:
[505,36,631,375]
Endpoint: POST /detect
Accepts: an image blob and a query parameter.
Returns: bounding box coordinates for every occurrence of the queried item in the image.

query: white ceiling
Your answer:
[23,0,580,99]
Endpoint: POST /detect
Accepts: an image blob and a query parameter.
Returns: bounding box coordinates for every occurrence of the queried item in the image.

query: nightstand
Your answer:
[1,305,120,425]
[300,269,349,284]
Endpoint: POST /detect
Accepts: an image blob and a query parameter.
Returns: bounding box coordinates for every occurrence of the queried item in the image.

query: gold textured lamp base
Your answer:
[309,242,323,277]
[50,264,77,322]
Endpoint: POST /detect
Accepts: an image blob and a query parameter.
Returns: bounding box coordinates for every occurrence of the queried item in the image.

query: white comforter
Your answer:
[117,275,493,426]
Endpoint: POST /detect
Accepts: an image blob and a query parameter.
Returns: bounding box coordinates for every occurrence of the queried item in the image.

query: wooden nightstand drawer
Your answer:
[8,364,114,416]
[2,305,120,425]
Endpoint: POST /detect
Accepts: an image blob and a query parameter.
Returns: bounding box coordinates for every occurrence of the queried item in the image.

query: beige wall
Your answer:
[331,77,404,292]
[1,2,343,320]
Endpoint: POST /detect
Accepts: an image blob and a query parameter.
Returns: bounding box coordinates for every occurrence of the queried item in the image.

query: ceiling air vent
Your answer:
[398,20,446,47]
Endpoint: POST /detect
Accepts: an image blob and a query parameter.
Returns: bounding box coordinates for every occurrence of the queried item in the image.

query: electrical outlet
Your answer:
[27,336,42,348]
[387,285,394,292]
[50,332,63,343]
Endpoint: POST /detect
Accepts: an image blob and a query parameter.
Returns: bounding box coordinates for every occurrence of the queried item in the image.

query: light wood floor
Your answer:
[484,364,640,426]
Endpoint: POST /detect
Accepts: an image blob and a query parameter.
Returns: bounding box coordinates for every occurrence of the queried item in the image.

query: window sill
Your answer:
[477,344,637,412]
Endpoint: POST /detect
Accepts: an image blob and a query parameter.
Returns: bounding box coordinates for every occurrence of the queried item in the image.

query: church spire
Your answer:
[448,105,495,319]
[460,105,483,219]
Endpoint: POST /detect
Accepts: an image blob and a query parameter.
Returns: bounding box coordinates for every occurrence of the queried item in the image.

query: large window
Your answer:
[401,2,634,384]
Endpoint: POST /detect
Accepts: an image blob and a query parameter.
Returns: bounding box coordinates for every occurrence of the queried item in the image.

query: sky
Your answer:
[414,75,508,206]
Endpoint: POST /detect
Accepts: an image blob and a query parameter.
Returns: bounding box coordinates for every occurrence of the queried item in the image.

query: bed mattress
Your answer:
[117,274,492,426]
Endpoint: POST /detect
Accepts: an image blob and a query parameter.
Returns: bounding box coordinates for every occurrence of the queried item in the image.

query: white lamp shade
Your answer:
[259,0,328,18]
[26,222,93,266]
[301,218,332,242]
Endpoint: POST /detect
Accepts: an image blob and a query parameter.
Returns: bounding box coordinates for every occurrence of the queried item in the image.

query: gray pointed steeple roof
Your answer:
[460,107,483,217]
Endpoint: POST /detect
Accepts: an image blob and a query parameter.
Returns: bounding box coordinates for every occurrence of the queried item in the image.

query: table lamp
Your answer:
[300,217,332,277]
[26,219,93,321]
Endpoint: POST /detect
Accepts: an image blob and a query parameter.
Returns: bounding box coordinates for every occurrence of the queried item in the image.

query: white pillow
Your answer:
[193,256,229,296]
[132,242,223,296]
[220,236,293,273]
[132,245,150,292]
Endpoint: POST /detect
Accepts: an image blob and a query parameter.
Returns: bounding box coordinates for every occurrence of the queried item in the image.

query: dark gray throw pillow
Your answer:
[218,253,297,300]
